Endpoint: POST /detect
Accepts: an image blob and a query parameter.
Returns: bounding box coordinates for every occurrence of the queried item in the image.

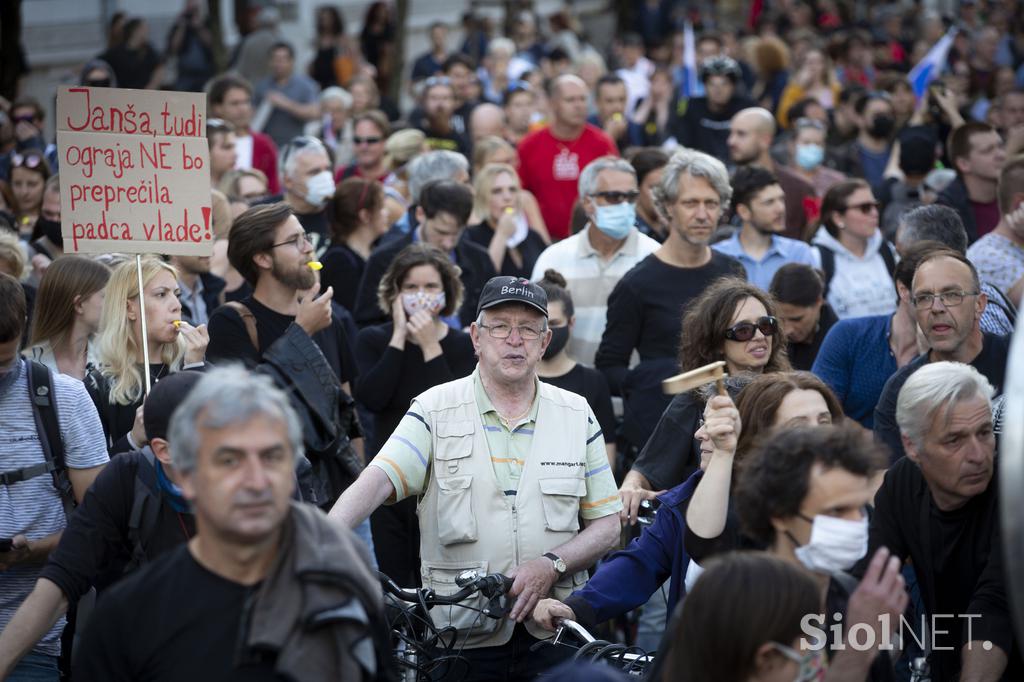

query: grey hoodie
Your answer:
[813,226,898,319]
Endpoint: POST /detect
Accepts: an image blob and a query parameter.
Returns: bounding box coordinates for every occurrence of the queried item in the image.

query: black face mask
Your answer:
[869,114,895,139]
[543,325,570,360]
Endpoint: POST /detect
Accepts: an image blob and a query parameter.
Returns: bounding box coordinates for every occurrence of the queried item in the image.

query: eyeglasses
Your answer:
[478,323,544,340]
[724,316,779,342]
[353,136,383,145]
[270,232,313,249]
[911,290,979,310]
[844,201,879,215]
[424,76,452,88]
[11,153,43,169]
[590,190,639,205]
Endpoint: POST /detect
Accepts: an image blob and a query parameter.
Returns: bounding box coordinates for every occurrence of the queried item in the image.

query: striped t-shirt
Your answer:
[371,369,621,520]
[0,360,108,657]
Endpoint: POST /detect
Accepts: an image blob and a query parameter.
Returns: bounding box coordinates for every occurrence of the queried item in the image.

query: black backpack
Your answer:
[0,361,75,517]
[817,241,898,300]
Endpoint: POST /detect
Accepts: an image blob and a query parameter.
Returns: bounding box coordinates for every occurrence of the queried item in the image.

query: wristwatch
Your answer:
[543,552,567,575]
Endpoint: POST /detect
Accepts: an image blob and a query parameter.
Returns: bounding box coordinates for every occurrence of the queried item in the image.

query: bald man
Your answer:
[469,102,507,142]
[728,107,815,239]
[518,75,618,240]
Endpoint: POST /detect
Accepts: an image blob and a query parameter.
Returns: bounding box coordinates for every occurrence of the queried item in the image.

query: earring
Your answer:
[837,223,845,230]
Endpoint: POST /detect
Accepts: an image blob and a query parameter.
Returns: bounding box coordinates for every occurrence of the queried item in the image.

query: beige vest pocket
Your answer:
[423,559,503,637]
[436,475,478,545]
[538,477,586,532]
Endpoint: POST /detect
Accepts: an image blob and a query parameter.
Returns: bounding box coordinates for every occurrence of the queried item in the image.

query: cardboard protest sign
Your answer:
[56,86,213,256]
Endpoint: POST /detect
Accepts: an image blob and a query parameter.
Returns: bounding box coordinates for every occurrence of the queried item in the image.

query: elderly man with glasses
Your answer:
[331,276,621,681]
[531,156,660,367]
[873,248,1010,462]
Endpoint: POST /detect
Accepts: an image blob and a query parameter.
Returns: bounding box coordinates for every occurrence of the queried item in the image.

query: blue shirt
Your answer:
[711,232,817,291]
[811,314,897,428]
[562,470,701,627]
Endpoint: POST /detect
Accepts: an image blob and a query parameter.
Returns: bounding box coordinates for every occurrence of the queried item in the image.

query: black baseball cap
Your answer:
[143,371,204,442]
[476,276,549,317]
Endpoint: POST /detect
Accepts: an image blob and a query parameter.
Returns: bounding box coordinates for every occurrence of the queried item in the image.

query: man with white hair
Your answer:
[272,136,335,252]
[728,107,815,238]
[518,75,618,240]
[863,361,1021,680]
[531,156,659,365]
[381,149,471,242]
[72,367,389,680]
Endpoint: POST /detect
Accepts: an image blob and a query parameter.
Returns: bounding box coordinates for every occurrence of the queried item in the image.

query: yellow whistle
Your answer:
[612,113,624,122]
[173,320,182,329]
[504,207,515,215]
[307,261,323,271]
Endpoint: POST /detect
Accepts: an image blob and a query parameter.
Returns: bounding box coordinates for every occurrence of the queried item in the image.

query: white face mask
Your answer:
[792,513,868,574]
[304,171,335,207]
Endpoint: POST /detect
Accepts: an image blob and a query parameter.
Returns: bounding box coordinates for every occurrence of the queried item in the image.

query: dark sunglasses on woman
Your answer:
[725,316,779,342]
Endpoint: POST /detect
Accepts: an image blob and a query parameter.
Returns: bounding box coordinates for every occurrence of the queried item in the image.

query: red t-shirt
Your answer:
[517,124,618,241]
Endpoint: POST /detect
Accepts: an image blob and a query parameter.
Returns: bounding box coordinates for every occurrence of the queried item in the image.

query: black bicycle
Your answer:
[380,569,514,682]
[541,618,655,677]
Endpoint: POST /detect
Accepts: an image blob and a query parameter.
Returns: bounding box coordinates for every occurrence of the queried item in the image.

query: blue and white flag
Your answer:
[908,28,957,100]
[681,21,705,98]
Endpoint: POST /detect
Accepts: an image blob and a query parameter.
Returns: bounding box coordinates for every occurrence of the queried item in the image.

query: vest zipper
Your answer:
[511,504,520,567]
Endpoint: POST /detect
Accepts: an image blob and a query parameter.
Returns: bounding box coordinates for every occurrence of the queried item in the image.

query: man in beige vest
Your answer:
[331,276,622,679]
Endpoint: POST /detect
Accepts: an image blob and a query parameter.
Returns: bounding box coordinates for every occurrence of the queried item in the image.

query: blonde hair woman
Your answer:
[86,257,209,451]
[465,163,548,278]
[470,137,551,243]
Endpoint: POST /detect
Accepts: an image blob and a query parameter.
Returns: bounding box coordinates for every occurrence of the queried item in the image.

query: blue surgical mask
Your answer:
[593,203,636,240]
[794,144,824,171]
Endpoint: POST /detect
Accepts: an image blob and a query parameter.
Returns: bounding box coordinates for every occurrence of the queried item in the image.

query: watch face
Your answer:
[556,559,567,573]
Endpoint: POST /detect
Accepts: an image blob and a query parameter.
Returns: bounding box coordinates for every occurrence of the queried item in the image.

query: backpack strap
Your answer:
[27,360,75,518]
[224,301,260,353]
[817,245,836,297]
[879,240,897,278]
[126,448,162,570]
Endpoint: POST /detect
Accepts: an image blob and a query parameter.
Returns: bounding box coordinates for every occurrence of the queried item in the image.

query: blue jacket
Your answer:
[563,470,702,627]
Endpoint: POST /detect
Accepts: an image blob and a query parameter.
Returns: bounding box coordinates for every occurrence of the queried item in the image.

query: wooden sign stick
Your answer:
[662,361,728,396]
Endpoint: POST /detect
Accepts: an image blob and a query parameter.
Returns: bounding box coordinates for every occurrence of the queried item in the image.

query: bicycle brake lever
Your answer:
[482,594,510,619]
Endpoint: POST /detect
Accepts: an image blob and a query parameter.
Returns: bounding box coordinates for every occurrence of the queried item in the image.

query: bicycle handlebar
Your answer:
[380,570,514,608]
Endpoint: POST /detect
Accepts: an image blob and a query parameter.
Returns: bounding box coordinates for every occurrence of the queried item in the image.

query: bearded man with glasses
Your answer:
[873,249,1010,462]
[331,276,621,681]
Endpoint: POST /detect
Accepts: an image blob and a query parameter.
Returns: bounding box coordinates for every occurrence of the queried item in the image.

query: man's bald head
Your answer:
[549,74,587,99]
[549,75,588,131]
[470,103,506,142]
[735,108,776,136]
[728,108,777,166]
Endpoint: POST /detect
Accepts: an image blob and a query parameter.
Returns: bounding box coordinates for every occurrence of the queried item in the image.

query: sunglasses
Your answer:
[590,190,639,205]
[353,136,383,145]
[844,201,879,215]
[11,153,43,169]
[725,316,779,342]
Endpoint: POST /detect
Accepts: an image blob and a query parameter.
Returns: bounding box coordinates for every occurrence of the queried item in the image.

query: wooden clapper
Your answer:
[662,360,728,396]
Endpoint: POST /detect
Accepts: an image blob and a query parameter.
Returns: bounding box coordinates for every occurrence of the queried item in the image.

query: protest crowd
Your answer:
[2,0,1024,679]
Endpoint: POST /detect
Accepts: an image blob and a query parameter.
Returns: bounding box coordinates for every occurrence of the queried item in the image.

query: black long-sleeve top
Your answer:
[354,322,476,454]
[858,456,1021,680]
[40,451,194,604]
[595,252,745,396]
[319,242,367,314]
